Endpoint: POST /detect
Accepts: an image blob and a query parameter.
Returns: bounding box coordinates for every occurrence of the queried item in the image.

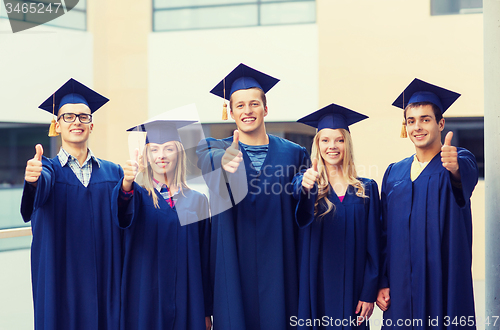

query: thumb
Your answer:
[232,130,239,149]
[35,144,43,161]
[312,158,318,172]
[444,131,453,146]
[134,148,139,163]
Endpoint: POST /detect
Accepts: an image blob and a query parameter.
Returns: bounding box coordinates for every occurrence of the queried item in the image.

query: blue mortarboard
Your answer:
[210,63,280,101]
[127,120,197,144]
[297,103,368,132]
[39,78,109,114]
[392,78,460,113]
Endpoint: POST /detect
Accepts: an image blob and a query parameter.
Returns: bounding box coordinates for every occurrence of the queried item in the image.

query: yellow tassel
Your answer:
[400,120,407,138]
[222,103,228,120]
[48,118,59,137]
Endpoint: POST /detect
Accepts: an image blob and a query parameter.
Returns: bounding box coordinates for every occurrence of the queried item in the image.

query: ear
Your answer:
[230,109,235,120]
[90,123,94,133]
[438,118,445,131]
[55,120,61,134]
[264,106,268,117]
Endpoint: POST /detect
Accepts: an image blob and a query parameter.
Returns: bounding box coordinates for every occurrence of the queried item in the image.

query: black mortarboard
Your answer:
[39,78,109,114]
[127,120,196,144]
[392,78,460,113]
[297,103,368,132]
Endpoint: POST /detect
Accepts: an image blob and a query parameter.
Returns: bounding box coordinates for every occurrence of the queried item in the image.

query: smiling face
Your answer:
[55,103,93,147]
[318,128,345,169]
[147,141,178,184]
[405,104,444,152]
[230,88,267,137]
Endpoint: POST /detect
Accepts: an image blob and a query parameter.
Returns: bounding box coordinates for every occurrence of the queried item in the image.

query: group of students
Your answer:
[20,63,478,330]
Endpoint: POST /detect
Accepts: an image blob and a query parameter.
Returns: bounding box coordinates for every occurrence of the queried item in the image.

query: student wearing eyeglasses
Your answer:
[21,78,123,330]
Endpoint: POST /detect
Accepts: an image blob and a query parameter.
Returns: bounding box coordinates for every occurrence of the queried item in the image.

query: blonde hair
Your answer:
[311,128,367,217]
[137,141,189,208]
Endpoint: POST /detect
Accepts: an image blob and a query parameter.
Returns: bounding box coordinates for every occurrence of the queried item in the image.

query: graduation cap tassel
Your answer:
[222,78,228,120]
[400,120,407,138]
[48,94,59,137]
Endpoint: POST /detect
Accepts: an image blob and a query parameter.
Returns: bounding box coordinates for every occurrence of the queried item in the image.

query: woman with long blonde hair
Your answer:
[293,104,380,330]
[113,119,212,330]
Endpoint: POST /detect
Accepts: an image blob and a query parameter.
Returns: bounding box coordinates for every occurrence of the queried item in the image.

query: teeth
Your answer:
[243,118,255,123]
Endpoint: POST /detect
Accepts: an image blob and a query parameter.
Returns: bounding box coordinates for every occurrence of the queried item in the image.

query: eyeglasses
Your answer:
[57,113,93,124]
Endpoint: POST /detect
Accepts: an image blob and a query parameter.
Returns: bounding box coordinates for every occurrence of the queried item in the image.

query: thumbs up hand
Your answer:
[441,131,459,175]
[25,144,44,185]
[221,130,243,173]
[302,158,320,191]
[122,148,139,192]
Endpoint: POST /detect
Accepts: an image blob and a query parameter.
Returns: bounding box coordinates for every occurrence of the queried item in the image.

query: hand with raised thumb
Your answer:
[122,148,139,192]
[222,130,243,173]
[25,144,44,185]
[302,158,320,191]
[441,131,459,174]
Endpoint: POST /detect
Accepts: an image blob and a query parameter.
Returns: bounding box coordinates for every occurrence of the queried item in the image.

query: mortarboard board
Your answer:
[393,78,460,138]
[39,78,109,137]
[297,103,368,133]
[39,78,109,114]
[392,78,460,113]
[210,63,279,120]
[127,119,197,144]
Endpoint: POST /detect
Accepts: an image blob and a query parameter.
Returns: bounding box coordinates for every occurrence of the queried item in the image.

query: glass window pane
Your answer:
[431,0,482,15]
[35,8,86,30]
[154,0,253,9]
[154,4,258,31]
[74,0,86,11]
[260,1,315,25]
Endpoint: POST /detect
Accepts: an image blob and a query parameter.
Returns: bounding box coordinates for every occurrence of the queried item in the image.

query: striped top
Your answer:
[240,142,269,172]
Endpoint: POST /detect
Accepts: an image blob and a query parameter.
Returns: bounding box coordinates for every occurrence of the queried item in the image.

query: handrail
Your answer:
[0,227,32,239]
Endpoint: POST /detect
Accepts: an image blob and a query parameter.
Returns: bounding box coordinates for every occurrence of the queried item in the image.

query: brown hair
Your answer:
[404,101,442,123]
[229,87,267,110]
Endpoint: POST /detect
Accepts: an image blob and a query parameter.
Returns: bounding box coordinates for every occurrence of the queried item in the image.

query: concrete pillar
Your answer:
[484,0,500,327]
[87,0,150,164]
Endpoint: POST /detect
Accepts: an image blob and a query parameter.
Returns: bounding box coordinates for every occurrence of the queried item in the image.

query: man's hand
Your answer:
[25,144,44,186]
[122,148,139,192]
[441,131,460,179]
[376,288,391,311]
[356,301,374,325]
[221,130,243,173]
[205,316,212,330]
[302,158,319,191]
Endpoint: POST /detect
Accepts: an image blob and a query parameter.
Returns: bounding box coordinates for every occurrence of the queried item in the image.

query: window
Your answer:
[0,0,87,31]
[153,0,316,32]
[0,123,58,187]
[0,123,58,251]
[431,0,482,15]
[441,117,484,178]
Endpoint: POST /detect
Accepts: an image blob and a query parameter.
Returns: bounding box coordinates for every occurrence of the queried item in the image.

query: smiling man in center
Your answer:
[197,63,310,330]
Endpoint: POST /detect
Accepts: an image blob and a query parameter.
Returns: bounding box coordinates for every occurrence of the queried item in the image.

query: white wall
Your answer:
[149,24,319,124]
[0,18,93,124]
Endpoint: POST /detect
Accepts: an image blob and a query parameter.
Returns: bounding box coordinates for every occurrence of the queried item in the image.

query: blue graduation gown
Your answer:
[380,148,478,329]
[197,134,309,330]
[112,182,212,330]
[20,156,123,330]
[293,176,380,330]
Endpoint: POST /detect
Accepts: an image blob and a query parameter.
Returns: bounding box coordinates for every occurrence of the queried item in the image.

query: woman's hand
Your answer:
[355,300,374,325]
